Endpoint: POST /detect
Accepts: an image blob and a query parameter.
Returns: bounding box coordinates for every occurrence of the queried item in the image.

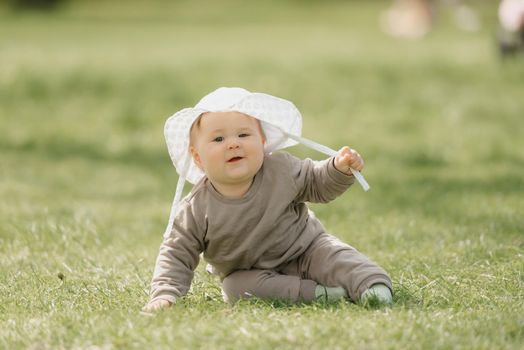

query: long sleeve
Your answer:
[288,153,355,203]
[149,201,205,304]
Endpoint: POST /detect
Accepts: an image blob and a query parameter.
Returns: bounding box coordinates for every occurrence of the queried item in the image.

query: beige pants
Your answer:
[222,233,392,304]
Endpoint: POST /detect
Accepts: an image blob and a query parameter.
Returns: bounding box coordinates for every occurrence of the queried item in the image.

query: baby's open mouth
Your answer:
[227,157,243,163]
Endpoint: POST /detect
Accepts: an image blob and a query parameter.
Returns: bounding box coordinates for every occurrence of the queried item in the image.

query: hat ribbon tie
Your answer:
[284,133,370,192]
[164,155,191,238]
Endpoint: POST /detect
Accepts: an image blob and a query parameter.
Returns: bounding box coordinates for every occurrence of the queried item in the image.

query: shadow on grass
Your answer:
[230,298,359,312]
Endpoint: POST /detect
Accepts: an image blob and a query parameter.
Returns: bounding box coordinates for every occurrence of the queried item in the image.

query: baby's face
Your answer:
[190,111,266,193]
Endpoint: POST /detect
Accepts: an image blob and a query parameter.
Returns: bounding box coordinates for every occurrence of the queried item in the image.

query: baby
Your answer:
[143,88,392,312]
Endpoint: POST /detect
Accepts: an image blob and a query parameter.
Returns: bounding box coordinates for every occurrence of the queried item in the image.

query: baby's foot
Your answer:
[360,283,393,307]
[315,285,348,302]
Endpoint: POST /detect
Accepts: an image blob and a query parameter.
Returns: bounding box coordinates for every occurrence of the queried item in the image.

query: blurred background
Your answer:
[2,2,524,348]
[1,0,523,249]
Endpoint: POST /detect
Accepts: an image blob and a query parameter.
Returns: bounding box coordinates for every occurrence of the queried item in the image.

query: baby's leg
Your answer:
[221,269,317,304]
[299,233,393,303]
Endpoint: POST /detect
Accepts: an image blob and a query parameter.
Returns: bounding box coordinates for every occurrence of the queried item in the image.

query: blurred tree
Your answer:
[8,0,68,11]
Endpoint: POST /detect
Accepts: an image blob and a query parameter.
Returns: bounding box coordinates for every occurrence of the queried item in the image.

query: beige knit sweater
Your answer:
[149,151,354,304]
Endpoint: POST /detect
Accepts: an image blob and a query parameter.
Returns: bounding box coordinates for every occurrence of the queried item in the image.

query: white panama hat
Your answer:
[163,87,369,237]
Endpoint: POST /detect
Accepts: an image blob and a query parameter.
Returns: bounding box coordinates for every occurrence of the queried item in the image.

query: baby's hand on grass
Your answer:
[142,299,172,313]
[334,146,364,175]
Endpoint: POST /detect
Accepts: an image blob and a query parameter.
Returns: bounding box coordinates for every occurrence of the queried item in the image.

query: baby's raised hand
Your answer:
[334,146,364,175]
[142,299,172,313]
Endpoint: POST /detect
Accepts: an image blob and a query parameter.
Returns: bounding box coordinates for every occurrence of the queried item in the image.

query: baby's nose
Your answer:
[228,140,240,149]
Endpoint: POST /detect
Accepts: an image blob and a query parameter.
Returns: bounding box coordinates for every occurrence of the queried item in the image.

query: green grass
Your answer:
[1,0,523,349]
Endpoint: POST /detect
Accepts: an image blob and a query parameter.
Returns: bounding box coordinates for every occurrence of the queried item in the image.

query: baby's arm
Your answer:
[286,150,356,203]
[333,146,364,175]
[144,204,204,312]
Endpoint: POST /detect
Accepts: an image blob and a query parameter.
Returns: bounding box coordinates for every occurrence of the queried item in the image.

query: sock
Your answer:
[360,283,393,306]
[315,285,348,302]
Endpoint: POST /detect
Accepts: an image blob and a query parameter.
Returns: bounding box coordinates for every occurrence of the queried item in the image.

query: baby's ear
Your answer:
[189,146,203,170]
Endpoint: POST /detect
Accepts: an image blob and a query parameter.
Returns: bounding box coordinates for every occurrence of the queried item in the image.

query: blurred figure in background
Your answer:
[497,0,524,55]
[380,0,434,38]
[380,0,480,39]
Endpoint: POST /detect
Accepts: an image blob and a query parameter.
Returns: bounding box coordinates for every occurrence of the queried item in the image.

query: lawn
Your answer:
[1,0,523,349]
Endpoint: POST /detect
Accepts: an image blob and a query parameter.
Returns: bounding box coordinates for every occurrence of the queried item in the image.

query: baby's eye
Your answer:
[213,136,224,142]
[239,133,250,138]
